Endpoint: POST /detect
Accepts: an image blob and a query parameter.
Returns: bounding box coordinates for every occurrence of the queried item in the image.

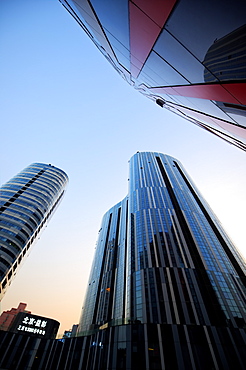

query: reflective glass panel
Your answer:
[154,30,216,83]
[165,0,246,61]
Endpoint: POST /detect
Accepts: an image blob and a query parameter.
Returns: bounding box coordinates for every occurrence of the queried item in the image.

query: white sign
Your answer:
[17,325,46,335]
[16,316,48,336]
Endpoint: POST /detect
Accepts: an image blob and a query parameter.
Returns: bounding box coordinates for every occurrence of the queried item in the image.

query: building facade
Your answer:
[60,0,246,150]
[77,151,246,368]
[9,311,60,340]
[0,302,30,331]
[79,152,245,335]
[0,153,245,369]
[0,163,68,300]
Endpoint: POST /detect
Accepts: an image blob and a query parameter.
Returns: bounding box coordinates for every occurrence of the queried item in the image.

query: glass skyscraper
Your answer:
[60,0,246,150]
[0,154,245,369]
[0,163,68,301]
[76,152,245,368]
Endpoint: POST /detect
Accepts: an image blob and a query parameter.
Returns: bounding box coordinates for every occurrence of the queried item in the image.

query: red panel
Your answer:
[222,83,246,105]
[174,106,246,140]
[129,3,160,77]
[174,105,224,129]
[150,84,241,104]
[215,120,246,139]
[129,0,177,78]
[150,86,178,96]
[132,0,177,27]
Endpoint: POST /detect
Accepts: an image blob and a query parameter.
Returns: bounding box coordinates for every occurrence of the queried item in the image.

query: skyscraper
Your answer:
[77,152,245,368]
[60,0,246,150]
[0,163,68,301]
[0,154,245,369]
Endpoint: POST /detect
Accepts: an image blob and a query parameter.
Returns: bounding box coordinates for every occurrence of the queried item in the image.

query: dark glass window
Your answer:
[90,0,130,69]
[0,246,16,260]
[165,0,246,62]
[90,0,129,48]
[215,102,246,122]
[0,257,10,269]
[203,24,246,83]
[154,30,216,83]
[139,51,188,87]
[104,29,130,70]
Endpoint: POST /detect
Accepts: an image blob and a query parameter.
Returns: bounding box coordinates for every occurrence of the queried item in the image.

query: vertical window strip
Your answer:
[173,160,246,287]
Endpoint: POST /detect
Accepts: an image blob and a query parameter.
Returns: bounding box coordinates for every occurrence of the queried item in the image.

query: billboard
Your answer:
[10,312,60,339]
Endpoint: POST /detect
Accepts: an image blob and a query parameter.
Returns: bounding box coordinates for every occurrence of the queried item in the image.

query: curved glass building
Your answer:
[0,155,245,369]
[60,0,246,150]
[76,152,245,369]
[0,163,68,300]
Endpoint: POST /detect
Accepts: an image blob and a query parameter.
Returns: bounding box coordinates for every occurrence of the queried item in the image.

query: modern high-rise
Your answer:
[77,151,246,368]
[60,0,246,150]
[0,154,245,369]
[0,163,68,301]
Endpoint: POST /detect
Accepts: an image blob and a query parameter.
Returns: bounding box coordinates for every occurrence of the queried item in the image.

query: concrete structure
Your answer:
[0,302,30,331]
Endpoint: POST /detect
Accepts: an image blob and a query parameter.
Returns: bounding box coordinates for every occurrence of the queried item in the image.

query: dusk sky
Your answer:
[1,0,245,336]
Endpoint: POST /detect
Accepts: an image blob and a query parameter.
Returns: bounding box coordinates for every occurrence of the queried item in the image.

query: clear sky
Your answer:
[1,0,245,336]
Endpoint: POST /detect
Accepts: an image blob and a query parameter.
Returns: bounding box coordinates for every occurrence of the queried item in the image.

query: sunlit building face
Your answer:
[76,152,245,369]
[60,0,246,150]
[1,154,245,369]
[0,163,68,300]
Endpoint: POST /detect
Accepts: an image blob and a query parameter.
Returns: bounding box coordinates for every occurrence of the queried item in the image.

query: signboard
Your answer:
[10,312,60,339]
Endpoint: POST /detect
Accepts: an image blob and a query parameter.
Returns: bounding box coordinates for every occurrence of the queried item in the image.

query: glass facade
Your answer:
[60,0,246,150]
[1,323,246,369]
[78,152,245,340]
[0,163,68,300]
[0,154,245,369]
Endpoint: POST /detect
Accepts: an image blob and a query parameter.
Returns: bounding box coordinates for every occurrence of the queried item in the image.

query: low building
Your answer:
[0,302,31,331]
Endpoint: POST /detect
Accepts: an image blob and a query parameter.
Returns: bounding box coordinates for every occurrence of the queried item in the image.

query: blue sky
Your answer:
[1,0,245,335]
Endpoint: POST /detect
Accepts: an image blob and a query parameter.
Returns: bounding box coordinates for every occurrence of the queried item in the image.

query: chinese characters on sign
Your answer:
[11,311,59,339]
[17,316,47,336]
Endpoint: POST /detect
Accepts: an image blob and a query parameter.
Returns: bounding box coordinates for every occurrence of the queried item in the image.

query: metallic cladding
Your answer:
[60,0,246,150]
[78,152,246,336]
[0,163,68,300]
[1,154,245,369]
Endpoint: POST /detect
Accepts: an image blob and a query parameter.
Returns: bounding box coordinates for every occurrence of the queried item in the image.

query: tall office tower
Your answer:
[0,163,68,300]
[60,0,246,150]
[77,152,245,369]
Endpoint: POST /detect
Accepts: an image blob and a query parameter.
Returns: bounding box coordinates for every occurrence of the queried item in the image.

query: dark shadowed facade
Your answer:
[59,0,246,150]
[1,152,245,369]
